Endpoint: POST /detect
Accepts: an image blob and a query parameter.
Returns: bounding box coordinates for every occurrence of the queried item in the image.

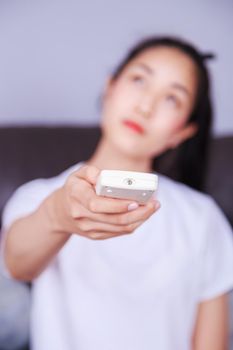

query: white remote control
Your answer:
[95,170,158,204]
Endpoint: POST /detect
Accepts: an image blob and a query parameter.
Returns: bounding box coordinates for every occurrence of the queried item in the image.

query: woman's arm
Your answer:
[192,294,229,350]
[4,189,71,281]
[4,165,158,282]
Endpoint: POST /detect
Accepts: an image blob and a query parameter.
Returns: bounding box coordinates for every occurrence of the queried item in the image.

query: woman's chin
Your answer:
[113,137,147,158]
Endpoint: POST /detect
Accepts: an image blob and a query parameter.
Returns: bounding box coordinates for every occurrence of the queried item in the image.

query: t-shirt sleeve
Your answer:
[2,179,53,231]
[0,163,82,278]
[198,198,233,301]
[1,161,81,232]
[0,178,57,277]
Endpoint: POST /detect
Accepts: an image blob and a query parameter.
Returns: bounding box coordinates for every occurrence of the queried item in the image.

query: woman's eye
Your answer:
[130,75,145,85]
[165,95,179,107]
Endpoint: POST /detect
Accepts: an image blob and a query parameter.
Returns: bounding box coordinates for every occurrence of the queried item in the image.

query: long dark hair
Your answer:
[111,36,214,191]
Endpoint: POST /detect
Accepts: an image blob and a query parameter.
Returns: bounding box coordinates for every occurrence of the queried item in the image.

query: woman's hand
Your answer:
[52,165,160,240]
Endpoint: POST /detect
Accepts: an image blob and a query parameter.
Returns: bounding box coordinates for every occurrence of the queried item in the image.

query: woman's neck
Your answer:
[87,138,152,173]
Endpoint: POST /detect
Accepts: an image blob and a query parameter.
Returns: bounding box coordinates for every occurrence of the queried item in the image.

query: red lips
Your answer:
[123,120,145,134]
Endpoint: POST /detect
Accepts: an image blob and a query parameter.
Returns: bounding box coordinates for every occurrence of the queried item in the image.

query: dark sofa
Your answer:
[0,126,232,227]
[0,126,232,350]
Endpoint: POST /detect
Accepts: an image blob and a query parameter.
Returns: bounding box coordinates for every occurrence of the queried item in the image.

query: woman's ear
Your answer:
[169,123,198,149]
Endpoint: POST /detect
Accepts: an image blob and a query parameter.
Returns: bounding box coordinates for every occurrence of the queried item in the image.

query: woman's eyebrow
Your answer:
[132,63,154,75]
[171,83,191,97]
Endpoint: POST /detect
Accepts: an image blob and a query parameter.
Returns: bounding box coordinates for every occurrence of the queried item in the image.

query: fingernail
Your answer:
[128,202,139,211]
[154,201,161,210]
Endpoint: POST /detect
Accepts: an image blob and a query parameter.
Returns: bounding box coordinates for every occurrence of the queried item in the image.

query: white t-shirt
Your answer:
[2,163,233,350]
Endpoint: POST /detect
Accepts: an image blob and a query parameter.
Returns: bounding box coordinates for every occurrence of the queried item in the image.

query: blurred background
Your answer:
[0,1,233,350]
[0,0,233,135]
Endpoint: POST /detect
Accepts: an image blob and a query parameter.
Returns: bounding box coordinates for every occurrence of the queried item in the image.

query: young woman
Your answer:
[2,37,233,350]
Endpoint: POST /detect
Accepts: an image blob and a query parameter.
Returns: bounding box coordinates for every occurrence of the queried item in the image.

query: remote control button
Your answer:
[123,178,135,185]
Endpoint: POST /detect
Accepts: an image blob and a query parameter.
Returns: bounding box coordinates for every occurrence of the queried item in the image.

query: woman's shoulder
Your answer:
[158,174,214,206]
[157,174,230,228]
[155,175,233,262]
[14,162,84,195]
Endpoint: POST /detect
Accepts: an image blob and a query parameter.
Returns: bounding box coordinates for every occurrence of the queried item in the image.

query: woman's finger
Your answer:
[75,217,143,235]
[70,179,140,214]
[87,200,160,225]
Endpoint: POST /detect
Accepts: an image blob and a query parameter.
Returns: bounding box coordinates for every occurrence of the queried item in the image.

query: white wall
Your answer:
[0,0,232,135]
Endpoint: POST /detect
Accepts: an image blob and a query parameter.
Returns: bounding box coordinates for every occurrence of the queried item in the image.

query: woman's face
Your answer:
[101,46,198,159]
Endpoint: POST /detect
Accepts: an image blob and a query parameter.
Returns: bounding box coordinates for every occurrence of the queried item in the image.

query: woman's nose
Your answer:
[135,95,154,118]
